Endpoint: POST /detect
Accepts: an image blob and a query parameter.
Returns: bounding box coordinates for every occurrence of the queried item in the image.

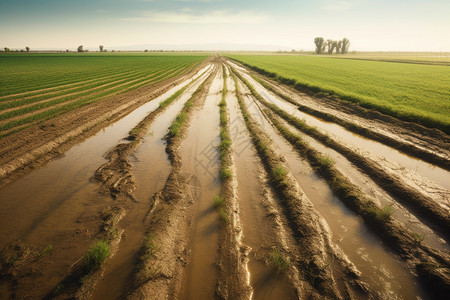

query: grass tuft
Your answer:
[369,203,394,222]
[213,194,228,223]
[83,240,110,273]
[272,166,288,187]
[220,168,231,180]
[316,155,336,168]
[271,248,290,274]
[213,194,225,208]
[169,112,187,137]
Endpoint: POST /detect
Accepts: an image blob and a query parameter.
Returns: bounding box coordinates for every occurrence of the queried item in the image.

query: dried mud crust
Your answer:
[127,67,218,299]
[228,59,450,170]
[231,70,369,299]
[0,59,211,188]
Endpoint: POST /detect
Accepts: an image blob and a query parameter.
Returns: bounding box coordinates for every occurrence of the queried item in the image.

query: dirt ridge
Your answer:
[230,58,450,169]
[127,65,218,299]
[235,69,450,240]
[231,66,450,297]
[231,68,370,299]
[0,60,210,188]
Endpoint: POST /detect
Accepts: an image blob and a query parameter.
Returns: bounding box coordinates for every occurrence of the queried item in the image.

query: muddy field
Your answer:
[0,56,449,300]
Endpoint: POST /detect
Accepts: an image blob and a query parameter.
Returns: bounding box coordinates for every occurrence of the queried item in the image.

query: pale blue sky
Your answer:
[1,0,449,51]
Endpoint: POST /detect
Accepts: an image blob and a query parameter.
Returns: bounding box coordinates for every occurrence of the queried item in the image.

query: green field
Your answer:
[227,54,450,133]
[0,53,208,136]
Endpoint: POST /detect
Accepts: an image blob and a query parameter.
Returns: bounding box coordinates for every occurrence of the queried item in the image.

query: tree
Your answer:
[326,39,337,54]
[314,37,326,54]
[77,45,84,52]
[26,46,30,52]
[99,45,104,52]
[336,40,342,54]
[341,38,350,54]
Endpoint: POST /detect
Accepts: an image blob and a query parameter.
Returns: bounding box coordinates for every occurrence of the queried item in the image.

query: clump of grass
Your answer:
[169,112,187,137]
[219,137,231,152]
[271,248,290,275]
[369,203,394,222]
[83,240,110,273]
[218,207,229,223]
[220,168,231,180]
[213,194,225,207]
[213,195,229,223]
[316,154,336,168]
[272,166,288,187]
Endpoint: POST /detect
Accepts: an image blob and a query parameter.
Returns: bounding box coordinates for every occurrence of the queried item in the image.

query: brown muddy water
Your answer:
[281,118,449,251]
[241,72,450,191]
[237,79,431,300]
[226,72,300,299]
[91,67,213,300]
[178,69,223,299]
[0,65,211,297]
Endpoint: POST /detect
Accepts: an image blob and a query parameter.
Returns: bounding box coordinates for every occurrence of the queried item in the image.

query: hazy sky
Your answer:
[1,0,449,51]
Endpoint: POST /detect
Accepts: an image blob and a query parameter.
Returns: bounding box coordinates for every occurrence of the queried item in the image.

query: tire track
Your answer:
[127,64,218,299]
[230,66,450,298]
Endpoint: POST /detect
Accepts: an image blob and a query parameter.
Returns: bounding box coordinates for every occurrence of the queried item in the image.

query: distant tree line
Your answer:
[314,37,350,54]
[2,46,30,52]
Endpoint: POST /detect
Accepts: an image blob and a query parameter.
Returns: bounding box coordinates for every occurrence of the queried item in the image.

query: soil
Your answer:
[0,56,449,299]
[0,59,211,188]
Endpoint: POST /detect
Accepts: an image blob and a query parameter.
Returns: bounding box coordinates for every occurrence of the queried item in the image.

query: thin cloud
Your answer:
[322,1,360,11]
[121,10,267,24]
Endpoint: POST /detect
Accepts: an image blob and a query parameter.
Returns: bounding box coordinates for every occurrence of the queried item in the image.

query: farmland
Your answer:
[0,55,449,300]
[227,54,450,133]
[0,53,207,136]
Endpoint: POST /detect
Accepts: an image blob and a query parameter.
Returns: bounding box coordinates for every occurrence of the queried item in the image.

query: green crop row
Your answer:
[0,54,206,96]
[227,55,450,134]
[0,54,208,135]
[0,64,178,110]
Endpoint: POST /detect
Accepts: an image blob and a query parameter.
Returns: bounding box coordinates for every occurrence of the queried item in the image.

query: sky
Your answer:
[1,0,449,51]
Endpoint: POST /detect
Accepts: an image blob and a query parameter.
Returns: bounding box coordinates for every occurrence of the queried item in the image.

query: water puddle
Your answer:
[179,70,223,299]
[0,65,211,297]
[281,118,449,251]
[237,79,430,299]
[242,72,450,191]
[91,67,213,300]
[227,73,298,299]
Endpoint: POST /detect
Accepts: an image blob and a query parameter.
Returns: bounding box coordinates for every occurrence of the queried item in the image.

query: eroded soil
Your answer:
[0,56,449,300]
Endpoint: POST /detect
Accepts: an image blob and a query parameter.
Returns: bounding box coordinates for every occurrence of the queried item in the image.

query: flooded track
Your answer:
[226,69,301,299]
[177,68,223,299]
[91,66,213,300]
[240,71,450,192]
[0,64,211,299]
[233,68,450,243]
[233,71,431,299]
[0,57,449,299]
